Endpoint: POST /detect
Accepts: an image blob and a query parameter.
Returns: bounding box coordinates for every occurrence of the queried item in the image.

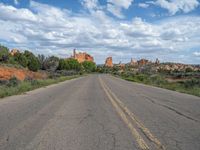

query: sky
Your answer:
[0,0,200,64]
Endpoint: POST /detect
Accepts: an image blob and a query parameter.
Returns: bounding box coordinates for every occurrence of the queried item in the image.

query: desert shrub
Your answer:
[30,80,40,86]
[0,80,9,85]
[136,74,147,82]
[7,77,20,87]
[149,75,167,85]
[56,70,78,76]
[122,71,135,78]
[7,56,17,64]
[183,79,200,88]
[43,56,59,71]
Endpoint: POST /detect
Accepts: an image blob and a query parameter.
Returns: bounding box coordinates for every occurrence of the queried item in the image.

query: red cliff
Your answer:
[105,57,113,67]
[73,49,94,63]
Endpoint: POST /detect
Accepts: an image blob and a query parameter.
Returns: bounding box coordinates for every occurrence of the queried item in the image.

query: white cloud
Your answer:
[154,0,199,15]
[193,52,200,57]
[81,0,99,11]
[107,0,134,18]
[108,0,133,9]
[0,1,200,64]
[107,3,124,18]
[14,0,19,5]
[0,3,37,22]
[138,3,149,8]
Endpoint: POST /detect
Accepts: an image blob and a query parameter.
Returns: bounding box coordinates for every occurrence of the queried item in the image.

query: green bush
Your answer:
[0,45,9,62]
[82,61,96,72]
[24,50,40,72]
[58,59,69,70]
[28,56,40,71]
[14,53,28,67]
[7,77,20,87]
[183,78,200,88]
[66,58,81,71]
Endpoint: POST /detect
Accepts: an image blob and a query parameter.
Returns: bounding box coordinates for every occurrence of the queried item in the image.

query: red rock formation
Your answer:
[137,59,149,66]
[0,66,47,81]
[130,58,137,66]
[10,49,20,56]
[105,57,113,67]
[73,49,94,63]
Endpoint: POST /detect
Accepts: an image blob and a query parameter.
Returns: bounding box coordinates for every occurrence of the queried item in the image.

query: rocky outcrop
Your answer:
[0,66,47,81]
[137,59,149,66]
[73,49,94,63]
[155,58,160,65]
[130,58,137,66]
[157,63,200,72]
[10,49,20,56]
[105,57,113,67]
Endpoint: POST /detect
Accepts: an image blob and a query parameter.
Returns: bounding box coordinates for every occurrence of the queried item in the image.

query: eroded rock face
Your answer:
[137,59,149,66]
[10,49,20,56]
[105,57,113,67]
[130,58,137,66]
[73,50,94,63]
[0,66,47,81]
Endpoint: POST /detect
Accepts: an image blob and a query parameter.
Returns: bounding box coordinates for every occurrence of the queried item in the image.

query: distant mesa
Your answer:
[105,57,113,67]
[72,49,94,63]
[103,56,199,72]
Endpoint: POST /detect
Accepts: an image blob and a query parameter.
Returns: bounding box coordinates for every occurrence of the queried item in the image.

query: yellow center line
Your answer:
[99,76,166,150]
[99,77,149,150]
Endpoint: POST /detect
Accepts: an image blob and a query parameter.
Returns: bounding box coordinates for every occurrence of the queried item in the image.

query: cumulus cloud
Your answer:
[138,3,149,8]
[193,52,200,57]
[154,0,199,15]
[0,1,200,63]
[108,0,133,9]
[14,0,20,5]
[81,0,100,11]
[0,3,37,22]
[107,0,134,18]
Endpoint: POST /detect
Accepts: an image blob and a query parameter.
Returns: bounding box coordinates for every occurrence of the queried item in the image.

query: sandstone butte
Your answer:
[105,57,113,67]
[73,49,94,63]
[0,66,47,81]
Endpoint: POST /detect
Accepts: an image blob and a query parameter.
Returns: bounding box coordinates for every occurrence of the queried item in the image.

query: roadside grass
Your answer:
[0,75,81,98]
[119,74,200,97]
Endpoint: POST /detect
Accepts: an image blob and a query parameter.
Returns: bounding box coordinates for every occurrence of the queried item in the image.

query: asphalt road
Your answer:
[0,74,200,150]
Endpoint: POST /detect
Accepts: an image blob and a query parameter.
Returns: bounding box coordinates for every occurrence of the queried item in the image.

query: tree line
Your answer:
[0,45,96,72]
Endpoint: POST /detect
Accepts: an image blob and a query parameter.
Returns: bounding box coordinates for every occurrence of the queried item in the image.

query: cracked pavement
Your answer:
[0,74,200,150]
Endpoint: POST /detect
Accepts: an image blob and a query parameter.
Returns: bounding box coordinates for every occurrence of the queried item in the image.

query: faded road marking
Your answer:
[99,76,166,150]
[99,77,149,150]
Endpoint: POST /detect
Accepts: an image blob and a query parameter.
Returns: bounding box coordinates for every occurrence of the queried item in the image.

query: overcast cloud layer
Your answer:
[0,0,200,64]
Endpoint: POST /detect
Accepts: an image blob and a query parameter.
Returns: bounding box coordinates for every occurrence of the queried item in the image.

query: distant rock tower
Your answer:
[155,58,160,65]
[73,49,76,58]
[130,58,137,66]
[72,49,94,63]
[105,57,113,67]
